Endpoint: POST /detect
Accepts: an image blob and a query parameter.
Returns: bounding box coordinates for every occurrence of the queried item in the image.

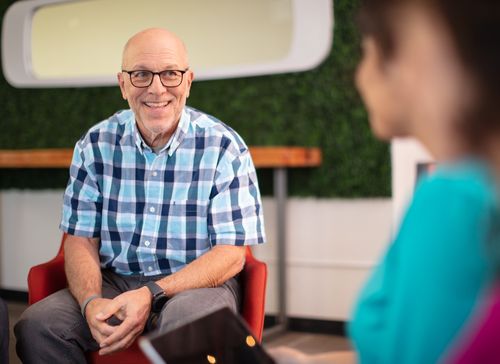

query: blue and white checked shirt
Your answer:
[60,106,266,276]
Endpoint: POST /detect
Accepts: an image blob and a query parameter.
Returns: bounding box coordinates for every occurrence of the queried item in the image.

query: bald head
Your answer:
[121,28,189,70]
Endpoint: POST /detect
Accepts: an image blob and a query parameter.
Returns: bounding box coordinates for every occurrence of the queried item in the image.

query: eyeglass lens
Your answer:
[130,70,184,88]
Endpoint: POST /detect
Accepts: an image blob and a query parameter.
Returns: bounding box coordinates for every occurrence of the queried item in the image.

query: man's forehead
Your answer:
[123,45,188,69]
[122,29,188,68]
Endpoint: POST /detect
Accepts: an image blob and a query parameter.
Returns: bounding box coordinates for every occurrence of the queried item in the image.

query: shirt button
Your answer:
[148,266,153,272]
[149,206,156,213]
[144,240,150,247]
[152,171,158,177]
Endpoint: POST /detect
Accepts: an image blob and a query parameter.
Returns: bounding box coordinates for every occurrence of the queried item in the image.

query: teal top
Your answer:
[349,160,500,364]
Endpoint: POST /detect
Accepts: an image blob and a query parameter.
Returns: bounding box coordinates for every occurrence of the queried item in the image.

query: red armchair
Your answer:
[28,233,267,363]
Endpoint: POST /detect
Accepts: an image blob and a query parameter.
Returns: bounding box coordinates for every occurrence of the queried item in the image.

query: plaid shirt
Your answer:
[60,106,266,276]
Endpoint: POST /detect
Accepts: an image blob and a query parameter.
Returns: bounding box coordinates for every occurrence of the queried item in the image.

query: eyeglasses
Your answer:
[121,68,189,88]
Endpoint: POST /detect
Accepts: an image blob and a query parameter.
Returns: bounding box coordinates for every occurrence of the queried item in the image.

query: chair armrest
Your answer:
[241,249,267,342]
[28,255,67,305]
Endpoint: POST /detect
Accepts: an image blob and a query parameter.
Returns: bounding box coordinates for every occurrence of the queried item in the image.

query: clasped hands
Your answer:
[85,286,152,355]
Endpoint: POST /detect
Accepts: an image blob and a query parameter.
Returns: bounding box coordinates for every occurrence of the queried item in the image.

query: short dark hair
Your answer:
[357,0,500,152]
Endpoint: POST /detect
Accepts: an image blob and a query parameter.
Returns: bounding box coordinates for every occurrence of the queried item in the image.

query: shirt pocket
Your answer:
[164,199,210,243]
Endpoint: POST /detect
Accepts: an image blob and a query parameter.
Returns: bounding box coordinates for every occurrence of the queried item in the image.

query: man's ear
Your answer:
[117,72,127,100]
[185,70,194,98]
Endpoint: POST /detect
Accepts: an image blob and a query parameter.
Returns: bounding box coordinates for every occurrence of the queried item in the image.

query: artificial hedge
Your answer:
[0,0,390,197]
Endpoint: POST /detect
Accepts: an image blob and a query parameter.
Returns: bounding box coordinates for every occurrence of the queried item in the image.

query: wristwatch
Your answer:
[144,281,168,313]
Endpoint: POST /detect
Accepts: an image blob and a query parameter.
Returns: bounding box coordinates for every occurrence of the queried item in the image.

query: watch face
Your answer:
[152,294,169,313]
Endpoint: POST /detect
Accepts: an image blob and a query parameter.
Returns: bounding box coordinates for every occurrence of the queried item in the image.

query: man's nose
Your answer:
[149,74,167,92]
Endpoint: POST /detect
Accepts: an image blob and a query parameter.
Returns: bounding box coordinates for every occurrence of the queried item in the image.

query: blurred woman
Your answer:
[270,0,500,363]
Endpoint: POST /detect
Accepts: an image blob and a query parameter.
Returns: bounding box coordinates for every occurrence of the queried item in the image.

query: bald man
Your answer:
[15,28,266,363]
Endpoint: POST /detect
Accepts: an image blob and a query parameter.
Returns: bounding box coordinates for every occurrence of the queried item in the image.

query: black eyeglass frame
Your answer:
[121,68,190,88]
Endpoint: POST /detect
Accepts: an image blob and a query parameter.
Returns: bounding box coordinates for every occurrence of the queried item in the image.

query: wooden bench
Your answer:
[0,147,321,169]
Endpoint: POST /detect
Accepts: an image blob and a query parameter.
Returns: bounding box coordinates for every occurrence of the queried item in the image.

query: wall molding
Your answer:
[265,315,347,337]
[263,258,376,270]
[0,289,28,303]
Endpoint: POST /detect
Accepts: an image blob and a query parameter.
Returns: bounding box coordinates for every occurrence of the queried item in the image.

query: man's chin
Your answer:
[142,119,178,136]
[141,114,173,127]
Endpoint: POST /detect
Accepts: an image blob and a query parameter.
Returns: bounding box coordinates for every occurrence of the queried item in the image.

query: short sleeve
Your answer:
[60,139,103,237]
[208,144,266,246]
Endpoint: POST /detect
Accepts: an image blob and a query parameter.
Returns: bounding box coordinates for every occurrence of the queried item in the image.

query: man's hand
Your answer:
[93,287,152,355]
[85,298,117,345]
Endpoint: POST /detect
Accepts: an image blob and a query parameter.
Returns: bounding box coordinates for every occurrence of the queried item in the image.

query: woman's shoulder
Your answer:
[415,159,498,209]
[398,159,500,247]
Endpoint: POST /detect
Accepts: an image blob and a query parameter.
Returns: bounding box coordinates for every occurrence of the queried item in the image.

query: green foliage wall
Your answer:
[0,0,390,197]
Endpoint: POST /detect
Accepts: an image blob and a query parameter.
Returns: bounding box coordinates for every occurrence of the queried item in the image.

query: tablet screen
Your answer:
[140,307,276,364]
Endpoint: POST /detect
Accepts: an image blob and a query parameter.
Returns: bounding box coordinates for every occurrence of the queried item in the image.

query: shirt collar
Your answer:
[167,108,189,157]
[127,107,190,156]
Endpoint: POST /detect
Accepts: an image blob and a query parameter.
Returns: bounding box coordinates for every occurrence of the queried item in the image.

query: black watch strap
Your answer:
[145,281,164,299]
[144,281,168,313]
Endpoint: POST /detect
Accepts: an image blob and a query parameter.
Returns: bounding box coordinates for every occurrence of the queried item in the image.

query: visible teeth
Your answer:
[145,102,168,108]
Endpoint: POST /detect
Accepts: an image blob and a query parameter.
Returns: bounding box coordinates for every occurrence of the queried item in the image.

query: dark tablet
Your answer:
[139,307,276,364]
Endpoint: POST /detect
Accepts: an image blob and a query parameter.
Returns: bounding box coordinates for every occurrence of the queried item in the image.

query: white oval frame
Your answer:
[1,0,333,88]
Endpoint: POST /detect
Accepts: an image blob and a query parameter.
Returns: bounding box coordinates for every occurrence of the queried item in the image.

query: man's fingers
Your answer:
[99,325,141,355]
[91,289,150,353]
[88,320,117,345]
[95,321,117,337]
[100,317,141,348]
[95,300,122,321]
[114,309,127,322]
[90,329,105,345]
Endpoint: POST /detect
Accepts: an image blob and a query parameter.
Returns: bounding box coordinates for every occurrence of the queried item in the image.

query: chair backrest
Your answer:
[241,246,268,342]
[27,233,67,305]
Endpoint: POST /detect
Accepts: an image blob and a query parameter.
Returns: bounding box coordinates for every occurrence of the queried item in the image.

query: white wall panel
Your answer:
[254,198,392,320]
[0,190,63,290]
[0,193,392,321]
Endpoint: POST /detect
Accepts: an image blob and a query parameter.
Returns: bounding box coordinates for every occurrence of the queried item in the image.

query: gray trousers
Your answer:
[0,298,8,364]
[14,270,240,364]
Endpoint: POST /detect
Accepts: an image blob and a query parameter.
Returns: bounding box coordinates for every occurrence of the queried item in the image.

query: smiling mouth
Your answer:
[144,101,170,109]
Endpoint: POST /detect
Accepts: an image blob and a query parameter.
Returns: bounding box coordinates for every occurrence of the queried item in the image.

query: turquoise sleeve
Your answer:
[349,169,495,364]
